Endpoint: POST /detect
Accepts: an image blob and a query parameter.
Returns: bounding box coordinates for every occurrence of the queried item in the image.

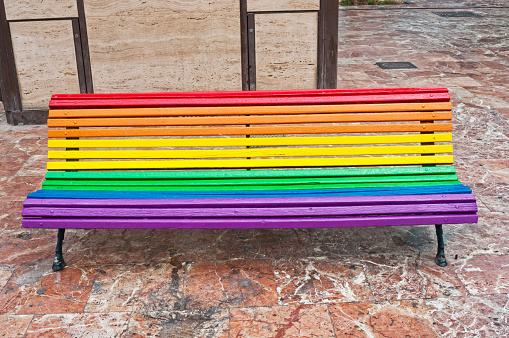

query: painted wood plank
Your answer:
[22,202,478,218]
[47,111,453,128]
[22,214,479,229]
[22,194,477,208]
[48,93,451,109]
[46,155,454,170]
[27,185,473,199]
[48,145,453,160]
[42,180,461,191]
[42,174,459,187]
[44,166,457,180]
[43,178,460,190]
[47,123,453,138]
[41,183,462,193]
[47,134,453,149]
[42,181,461,192]
[42,178,458,188]
[48,102,453,118]
[50,87,449,100]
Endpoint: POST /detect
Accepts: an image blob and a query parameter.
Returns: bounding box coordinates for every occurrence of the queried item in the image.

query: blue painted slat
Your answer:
[27,185,472,199]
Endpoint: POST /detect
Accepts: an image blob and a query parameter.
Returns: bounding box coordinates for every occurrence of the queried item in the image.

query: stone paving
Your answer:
[0,1,508,336]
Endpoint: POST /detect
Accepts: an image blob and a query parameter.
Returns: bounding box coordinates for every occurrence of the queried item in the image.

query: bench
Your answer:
[21,87,478,271]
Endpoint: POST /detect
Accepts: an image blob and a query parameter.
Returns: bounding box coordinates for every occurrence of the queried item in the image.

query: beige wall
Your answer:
[248,0,319,12]
[84,0,242,93]
[4,0,77,20]
[5,0,323,110]
[255,13,318,90]
[10,21,80,109]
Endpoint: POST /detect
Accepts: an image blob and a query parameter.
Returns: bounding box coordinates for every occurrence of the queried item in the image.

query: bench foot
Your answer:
[52,229,66,271]
[434,224,447,267]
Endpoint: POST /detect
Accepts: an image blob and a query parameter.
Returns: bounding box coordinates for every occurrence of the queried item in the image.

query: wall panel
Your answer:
[4,0,77,20]
[84,0,239,15]
[247,0,319,12]
[255,13,318,90]
[10,21,80,109]
[84,0,241,93]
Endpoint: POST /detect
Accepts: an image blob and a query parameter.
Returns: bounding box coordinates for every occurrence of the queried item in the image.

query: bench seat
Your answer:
[21,87,478,270]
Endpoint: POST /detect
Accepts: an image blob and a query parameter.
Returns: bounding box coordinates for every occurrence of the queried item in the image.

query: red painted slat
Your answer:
[51,87,449,100]
[49,93,451,109]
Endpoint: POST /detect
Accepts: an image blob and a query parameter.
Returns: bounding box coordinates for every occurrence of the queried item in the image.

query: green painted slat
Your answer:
[45,166,457,180]
[42,180,461,192]
[42,174,459,188]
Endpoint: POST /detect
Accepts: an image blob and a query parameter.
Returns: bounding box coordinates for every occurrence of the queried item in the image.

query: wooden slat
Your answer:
[22,202,478,218]
[47,134,453,149]
[48,102,453,118]
[27,185,473,199]
[48,92,451,109]
[48,145,453,159]
[44,166,457,180]
[48,123,453,138]
[22,193,477,208]
[46,155,454,170]
[22,214,479,229]
[42,174,459,187]
[51,87,450,100]
[42,181,461,192]
[47,111,452,128]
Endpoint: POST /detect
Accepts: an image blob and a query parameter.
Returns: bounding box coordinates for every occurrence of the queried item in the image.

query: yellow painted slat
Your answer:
[48,145,453,159]
[48,134,452,149]
[47,155,454,170]
[48,102,453,118]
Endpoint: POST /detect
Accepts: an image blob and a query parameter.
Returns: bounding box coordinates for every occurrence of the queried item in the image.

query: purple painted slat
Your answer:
[22,214,479,229]
[22,193,477,208]
[22,202,478,218]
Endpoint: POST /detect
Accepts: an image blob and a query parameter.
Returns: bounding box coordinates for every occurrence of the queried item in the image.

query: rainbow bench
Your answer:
[21,87,478,271]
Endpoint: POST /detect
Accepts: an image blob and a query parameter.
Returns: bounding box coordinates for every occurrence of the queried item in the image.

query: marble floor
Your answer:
[0,1,508,336]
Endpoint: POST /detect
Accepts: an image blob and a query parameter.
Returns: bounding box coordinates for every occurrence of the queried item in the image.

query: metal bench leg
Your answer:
[52,229,66,271]
[434,224,447,267]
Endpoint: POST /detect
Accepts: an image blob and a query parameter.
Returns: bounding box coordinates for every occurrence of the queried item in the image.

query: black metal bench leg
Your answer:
[52,229,66,271]
[434,224,447,267]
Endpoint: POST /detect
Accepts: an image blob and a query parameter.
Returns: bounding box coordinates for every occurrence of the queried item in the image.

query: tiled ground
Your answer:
[1,1,508,336]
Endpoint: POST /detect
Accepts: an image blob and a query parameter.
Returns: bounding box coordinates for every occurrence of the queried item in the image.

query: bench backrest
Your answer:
[46,88,453,173]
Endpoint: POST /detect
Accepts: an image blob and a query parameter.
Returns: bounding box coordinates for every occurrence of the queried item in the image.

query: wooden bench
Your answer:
[21,87,478,271]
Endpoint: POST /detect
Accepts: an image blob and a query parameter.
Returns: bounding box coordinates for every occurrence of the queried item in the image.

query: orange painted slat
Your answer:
[47,111,453,127]
[48,102,453,118]
[48,123,453,138]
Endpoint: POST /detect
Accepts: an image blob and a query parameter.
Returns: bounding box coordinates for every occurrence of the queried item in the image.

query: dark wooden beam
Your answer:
[247,13,256,91]
[7,110,49,125]
[76,0,93,93]
[0,0,21,112]
[72,18,87,94]
[317,0,338,89]
[240,0,249,90]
